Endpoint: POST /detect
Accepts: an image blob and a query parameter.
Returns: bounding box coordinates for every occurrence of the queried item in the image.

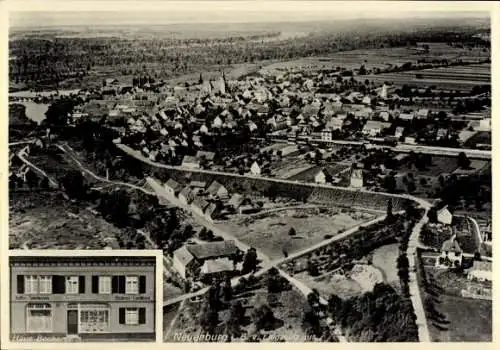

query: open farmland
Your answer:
[358,63,490,91]
[464,131,491,148]
[260,44,489,76]
[9,191,121,249]
[218,207,374,260]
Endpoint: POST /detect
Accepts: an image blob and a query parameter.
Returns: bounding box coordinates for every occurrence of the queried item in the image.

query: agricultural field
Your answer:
[370,243,401,291]
[9,190,121,249]
[358,63,490,91]
[260,44,489,78]
[269,156,314,179]
[218,207,374,260]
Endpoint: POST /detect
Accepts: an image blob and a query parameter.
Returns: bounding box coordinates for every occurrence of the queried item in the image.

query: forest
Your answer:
[9,22,489,90]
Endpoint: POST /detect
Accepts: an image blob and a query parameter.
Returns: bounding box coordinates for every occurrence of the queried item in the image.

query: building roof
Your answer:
[207,180,227,196]
[190,180,207,188]
[182,155,200,165]
[165,178,182,191]
[469,260,492,272]
[179,186,195,201]
[196,150,216,161]
[186,240,239,260]
[173,246,195,266]
[441,238,462,253]
[228,193,244,208]
[205,203,219,217]
[191,197,210,211]
[200,258,234,274]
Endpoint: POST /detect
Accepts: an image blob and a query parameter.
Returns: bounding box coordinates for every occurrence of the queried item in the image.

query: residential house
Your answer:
[248,121,258,132]
[182,155,201,169]
[395,126,405,138]
[362,121,391,137]
[227,193,247,212]
[437,206,453,225]
[164,178,182,196]
[200,258,234,279]
[321,129,333,141]
[477,118,491,131]
[191,197,210,217]
[436,236,463,268]
[172,246,198,279]
[398,112,414,121]
[207,181,229,199]
[326,116,344,131]
[350,167,364,188]
[250,161,262,176]
[314,169,332,184]
[362,96,372,105]
[379,111,390,122]
[196,151,216,165]
[436,128,448,140]
[467,261,492,282]
[416,109,430,119]
[212,116,223,129]
[190,180,207,190]
[178,186,195,206]
[204,203,220,222]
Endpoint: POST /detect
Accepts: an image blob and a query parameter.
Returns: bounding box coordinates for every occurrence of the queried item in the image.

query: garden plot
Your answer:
[219,207,372,260]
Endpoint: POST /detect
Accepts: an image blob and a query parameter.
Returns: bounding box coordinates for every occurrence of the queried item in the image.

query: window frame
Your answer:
[38,276,52,294]
[65,276,79,295]
[125,276,139,295]
[98,276,112,295]
[26,303,52,333]
[124,308,139,325]
[24,276,38,295]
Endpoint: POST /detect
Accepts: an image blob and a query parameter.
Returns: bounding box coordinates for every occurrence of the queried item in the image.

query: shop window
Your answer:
[26,303,52,332]
[79,304,110,333]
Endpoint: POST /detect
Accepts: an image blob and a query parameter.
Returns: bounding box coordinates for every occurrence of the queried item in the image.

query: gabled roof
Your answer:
[201,258,234,274]
[196,150,216,161]
[205,203,219,217]
[441,238,462,253]
[182,155,200,165]
[165,178,182,191]
[173,246,195,266]
[190,180,207,188]
[207,180,227,195]
[191,197,210,211]
[186,240,238,260]
[228,193,244,208]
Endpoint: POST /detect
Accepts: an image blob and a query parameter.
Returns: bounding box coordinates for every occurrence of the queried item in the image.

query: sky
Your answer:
[8,1,492,28]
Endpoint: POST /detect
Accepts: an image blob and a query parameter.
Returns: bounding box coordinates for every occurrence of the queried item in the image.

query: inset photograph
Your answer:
[9,253,158,342]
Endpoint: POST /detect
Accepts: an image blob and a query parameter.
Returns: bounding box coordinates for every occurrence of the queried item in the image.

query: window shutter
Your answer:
[53,275,65,294]
[17,275,24,294]
[139,308,146,324]
[79,276,85,294]
[92,276,99,293]
[119,308,125,324]
[118,276,126,294]
[112,276,119,294]
[139,276,146,294]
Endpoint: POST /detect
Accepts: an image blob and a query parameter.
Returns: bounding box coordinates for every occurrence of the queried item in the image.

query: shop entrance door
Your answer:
[67,310,78,334]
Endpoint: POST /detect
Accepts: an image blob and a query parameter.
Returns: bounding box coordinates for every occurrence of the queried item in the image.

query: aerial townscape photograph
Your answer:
[5,0,494,344]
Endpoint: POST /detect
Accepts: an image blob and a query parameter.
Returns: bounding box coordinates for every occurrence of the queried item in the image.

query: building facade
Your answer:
[10,256,156,341]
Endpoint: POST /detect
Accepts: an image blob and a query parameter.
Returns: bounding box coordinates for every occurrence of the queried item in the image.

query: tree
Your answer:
[199,302,219,334]
[427,207,438,223]
[242,248,258,274]
[302,309,322,337]
[386,199,393,219]
[383,174,397,193]
[288,227,297,236]
[61,170,87,199]
[25,170,39,189]
[224,300,246,338]
[222,276,232,302]
[251,304,276,331]
[45,98,77,126]
[457,152,471,169]
[307,259,320,277]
